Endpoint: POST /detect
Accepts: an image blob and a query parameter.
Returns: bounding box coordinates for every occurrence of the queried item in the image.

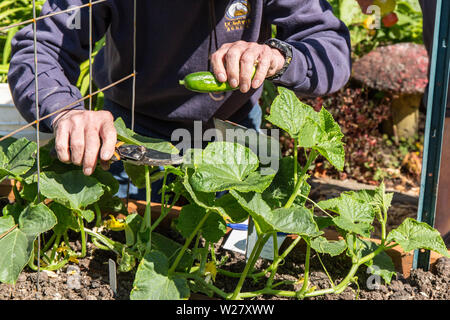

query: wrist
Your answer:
[264,38,293,80]
[270,48,286,73]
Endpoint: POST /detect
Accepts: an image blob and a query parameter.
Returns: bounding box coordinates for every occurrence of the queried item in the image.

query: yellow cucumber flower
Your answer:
[105,215,126,231]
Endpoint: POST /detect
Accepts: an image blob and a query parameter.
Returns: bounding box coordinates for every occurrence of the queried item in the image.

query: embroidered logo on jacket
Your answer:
[224,0,251,32]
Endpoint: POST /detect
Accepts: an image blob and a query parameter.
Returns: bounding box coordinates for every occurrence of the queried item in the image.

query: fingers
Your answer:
[211,43,232,83]
[53,110,115,176]
[99,120,117,162]
[251,53,270,89]
[239,45,261,93]
[225,41,247,89]
[55,122,70,163]
[212,41,285,94]
[82,129,101,176]
[70,125,85,167]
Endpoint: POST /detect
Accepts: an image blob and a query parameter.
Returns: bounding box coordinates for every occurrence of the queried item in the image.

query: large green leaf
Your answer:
[213,193,248,223]
[349,183,394,217]
[182,168,248,223]
[39,171,104,212]
[181,168,216,209]
[311,236,347,257]
[230,191,321,237]
[386,218,450,257]
[175,204,226,243]
[0,204,57,285]
[0,137,37,181]
[266,206,321,237]
[130,251,190,300]
[189,142,274,193]
[18,203,57,240]
[298,108,345,171]
[0,215,15,236]
[265,87,317,138]
[114,118,178,155]
[230,191,274,234]
[0,227,29,284]
[326,194,375,237]
[2,202,26,224]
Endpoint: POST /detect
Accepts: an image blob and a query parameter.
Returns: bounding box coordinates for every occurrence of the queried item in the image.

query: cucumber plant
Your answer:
[0,88,448,300]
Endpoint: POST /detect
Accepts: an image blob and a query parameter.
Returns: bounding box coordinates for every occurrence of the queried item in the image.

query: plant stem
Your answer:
[209,242,217,265]
[266,232,279,286]
[28,246,70,272]
[238,288,297,299]
[230,234,269,300]
[168,210,212,275]
[41,233,56,253]
[293,138,298,184]
[49,234,62,262]
[237,239,391,300]
[316,252,334,288]
[297,239,311,295]
[177,273,229,299]
[263,235,303,281]
[297,193,334,218]
[92,238,112,251]
[77,215,87,258]
[84,228,122,255]
[149,192,180,233]
[94,203,102,228]
[140,165,152,253]
[284,149,318,208]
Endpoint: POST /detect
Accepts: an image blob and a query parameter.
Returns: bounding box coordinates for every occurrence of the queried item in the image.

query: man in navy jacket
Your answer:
[8,0,351,177]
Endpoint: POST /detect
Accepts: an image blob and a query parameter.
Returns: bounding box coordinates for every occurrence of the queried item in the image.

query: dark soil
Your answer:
[0,184,447,301]
[1,235,447,301]
[213,239,449,301]
[0,240,133,300]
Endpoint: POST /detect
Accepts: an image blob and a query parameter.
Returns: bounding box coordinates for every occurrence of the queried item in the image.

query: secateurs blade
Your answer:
[111,142,183,166]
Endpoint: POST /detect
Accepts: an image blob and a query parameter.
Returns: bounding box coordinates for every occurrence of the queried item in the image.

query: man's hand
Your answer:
[53,110,117,176]
[211,41,285,94]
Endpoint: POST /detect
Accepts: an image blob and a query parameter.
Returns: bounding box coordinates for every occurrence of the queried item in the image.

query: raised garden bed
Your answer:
[0,200,447,300]
[1,88,448,301]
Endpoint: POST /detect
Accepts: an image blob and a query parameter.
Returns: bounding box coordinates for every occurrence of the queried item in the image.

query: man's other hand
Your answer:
[52,110,117,176]
[211,41,285,94]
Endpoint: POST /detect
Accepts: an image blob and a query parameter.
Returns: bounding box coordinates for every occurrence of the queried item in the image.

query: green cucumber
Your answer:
[179,66,257,93]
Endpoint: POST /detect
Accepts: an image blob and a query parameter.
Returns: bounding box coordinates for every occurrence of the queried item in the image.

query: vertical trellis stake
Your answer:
[88,0,93,111]
[32,0,42,291]
[414,0,450,271]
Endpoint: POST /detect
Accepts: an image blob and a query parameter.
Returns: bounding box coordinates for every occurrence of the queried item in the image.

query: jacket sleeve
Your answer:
[265,0,352,96]
[8,0,112,132]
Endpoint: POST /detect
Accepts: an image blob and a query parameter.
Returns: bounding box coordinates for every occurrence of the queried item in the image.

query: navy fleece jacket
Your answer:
[8,0,351,138]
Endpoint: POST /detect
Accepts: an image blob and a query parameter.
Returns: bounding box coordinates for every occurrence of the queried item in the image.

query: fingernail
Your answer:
[217,73,226,82]
[253,80,261,88]
[84,168,92,176]
[241,83,249,92]
[230,79,238,88]
[101,151,111,160]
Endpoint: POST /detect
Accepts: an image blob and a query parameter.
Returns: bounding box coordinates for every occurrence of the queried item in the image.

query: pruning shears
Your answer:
[49,142,183,167]
[110,142,183,166]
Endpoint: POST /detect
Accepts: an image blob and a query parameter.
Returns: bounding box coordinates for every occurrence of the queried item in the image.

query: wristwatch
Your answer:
[264,38,293,80]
